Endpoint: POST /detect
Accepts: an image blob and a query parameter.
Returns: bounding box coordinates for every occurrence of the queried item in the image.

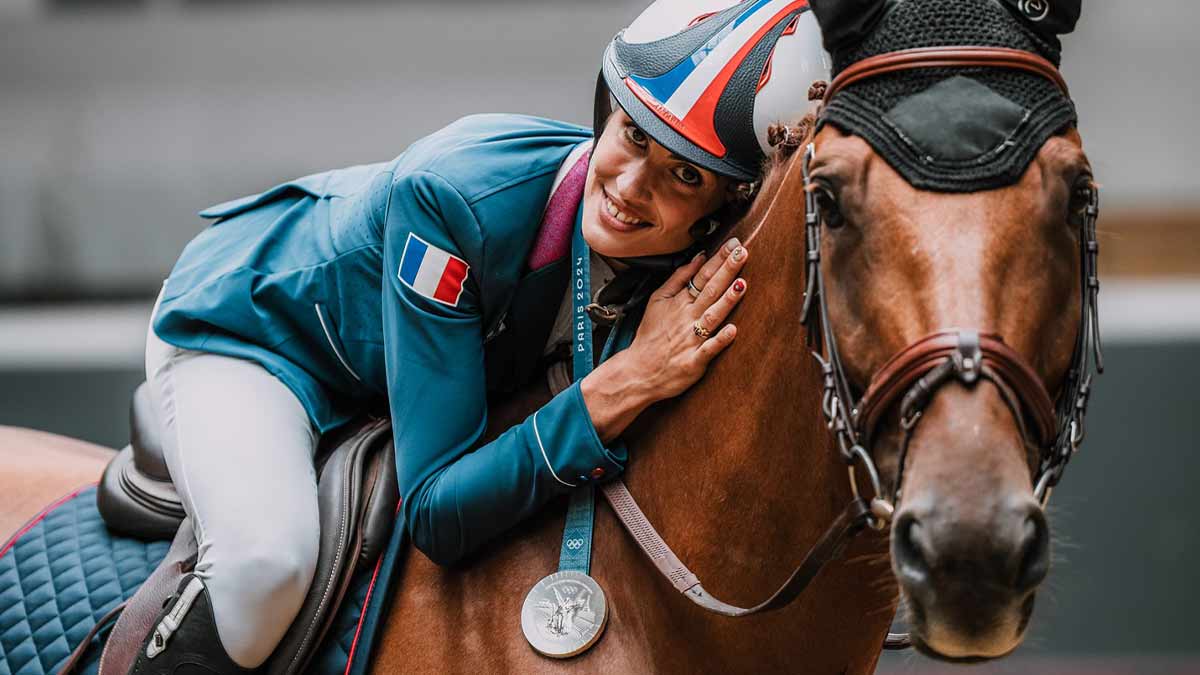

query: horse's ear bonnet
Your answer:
[810,0,1083,193]
[995,0,1082,43]
[808,0,890,52]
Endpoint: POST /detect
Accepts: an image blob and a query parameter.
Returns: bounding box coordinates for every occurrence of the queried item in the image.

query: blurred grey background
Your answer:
[1,1,1198,673]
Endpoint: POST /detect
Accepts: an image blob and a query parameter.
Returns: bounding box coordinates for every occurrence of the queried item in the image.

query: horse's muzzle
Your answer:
[891,490,1048,659]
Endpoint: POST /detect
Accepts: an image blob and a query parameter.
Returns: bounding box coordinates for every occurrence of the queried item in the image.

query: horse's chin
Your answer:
[902,591,1036,663]
[909,633,1022,664]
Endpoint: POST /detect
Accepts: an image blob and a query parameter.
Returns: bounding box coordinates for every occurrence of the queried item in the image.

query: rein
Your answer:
[592,45,1100,653]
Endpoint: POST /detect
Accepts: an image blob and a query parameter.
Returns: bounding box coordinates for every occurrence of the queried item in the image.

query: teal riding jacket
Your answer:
[153,114,632,565]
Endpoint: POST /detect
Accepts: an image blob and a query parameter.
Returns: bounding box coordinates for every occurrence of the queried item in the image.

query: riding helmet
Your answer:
[597,0,831,183]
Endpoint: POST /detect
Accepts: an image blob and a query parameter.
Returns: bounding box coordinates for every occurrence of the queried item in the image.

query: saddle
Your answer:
[73,383,399,674]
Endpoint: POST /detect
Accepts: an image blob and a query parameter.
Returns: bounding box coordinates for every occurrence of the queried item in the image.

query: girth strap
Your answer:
[57,601,129,675]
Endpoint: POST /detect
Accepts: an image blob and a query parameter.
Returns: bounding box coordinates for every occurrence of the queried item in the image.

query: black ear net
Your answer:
[808,0,890,52]
[809,0,1080,53]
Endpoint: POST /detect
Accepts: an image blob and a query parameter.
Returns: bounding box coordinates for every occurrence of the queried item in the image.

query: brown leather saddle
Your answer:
[71,382,399,674]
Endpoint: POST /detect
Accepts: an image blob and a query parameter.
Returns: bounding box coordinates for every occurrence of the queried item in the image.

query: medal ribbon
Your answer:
[557,205,622,575]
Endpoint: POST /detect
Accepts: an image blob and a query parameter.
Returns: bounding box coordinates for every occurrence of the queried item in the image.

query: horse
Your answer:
[370,3,1103,670]
[1,1,1101,671]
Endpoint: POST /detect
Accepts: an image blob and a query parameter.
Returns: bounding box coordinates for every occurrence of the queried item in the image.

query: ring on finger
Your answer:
[692,320,712,339]
[686,278,702,299]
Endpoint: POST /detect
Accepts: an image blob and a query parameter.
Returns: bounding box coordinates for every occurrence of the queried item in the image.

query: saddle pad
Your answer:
[0,487,383,674]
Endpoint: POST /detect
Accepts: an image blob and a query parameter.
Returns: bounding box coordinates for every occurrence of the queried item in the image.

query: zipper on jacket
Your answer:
[314,304,363,382]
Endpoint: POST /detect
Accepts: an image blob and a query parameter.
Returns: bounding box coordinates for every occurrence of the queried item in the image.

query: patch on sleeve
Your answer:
[398,233,470,307]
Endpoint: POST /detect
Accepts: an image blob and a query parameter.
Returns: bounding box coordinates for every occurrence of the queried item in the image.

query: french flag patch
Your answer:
[398,233,470,307]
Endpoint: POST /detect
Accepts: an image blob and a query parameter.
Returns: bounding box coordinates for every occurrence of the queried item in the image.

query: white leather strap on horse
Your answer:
[544,365,910,647]
[601,481,871,617]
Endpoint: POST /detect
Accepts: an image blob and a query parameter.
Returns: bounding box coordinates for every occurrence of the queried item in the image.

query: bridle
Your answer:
[592,45,1103,651]
[802,46,1104,529]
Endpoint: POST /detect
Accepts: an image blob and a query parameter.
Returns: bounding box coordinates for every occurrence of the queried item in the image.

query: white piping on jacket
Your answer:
[314,304,362,382]
[533,410,578,488]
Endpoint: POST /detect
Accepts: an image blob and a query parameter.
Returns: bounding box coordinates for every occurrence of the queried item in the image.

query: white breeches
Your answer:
[144,293,320,668]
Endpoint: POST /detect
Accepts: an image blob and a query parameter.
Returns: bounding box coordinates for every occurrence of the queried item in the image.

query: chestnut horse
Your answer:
[1,6,1100,673]
[370,32,1100,675]
[368,120,1095,671]
[0,130,1089,673]
[0,86,1092,675]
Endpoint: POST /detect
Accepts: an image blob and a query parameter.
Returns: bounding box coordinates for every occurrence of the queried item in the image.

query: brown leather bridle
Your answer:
[595,45,1103,651]
[802,46,1104,526]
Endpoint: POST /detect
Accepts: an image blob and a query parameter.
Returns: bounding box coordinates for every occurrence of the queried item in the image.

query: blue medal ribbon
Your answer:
[557,206,621,575]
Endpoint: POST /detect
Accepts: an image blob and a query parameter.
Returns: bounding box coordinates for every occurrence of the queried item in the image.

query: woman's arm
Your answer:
[383,171,626,566]
[578,352,657,445]
[383,171,748,566]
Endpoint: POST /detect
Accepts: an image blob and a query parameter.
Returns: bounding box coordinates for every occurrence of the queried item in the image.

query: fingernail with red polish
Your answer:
[733,279,746,293]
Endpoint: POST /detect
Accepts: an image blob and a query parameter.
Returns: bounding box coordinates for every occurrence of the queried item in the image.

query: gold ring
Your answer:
[692,321,711,339]
[686,278,702,299]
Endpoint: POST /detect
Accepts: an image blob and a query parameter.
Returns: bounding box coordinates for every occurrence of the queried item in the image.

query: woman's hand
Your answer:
[624,236,748,400]
[580,237,749,444]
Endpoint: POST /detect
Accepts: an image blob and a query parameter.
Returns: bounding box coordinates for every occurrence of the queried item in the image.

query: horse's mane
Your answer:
[736,110,818,247]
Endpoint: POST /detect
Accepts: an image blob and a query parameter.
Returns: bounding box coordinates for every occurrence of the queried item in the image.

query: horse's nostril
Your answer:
[893,513,934,588]
[1014,506,1049,591]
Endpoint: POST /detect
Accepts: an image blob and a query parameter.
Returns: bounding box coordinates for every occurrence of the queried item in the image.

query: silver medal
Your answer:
[520,570,608,658]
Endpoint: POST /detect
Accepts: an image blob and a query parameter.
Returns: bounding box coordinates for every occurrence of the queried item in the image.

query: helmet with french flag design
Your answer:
[597,0,831,183]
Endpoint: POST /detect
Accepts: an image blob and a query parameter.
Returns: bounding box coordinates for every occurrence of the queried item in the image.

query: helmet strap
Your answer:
[612,246,703,273]
[689,217,722,241]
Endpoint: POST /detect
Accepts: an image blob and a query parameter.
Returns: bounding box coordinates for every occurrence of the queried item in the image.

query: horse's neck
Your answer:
[621,179,880,606]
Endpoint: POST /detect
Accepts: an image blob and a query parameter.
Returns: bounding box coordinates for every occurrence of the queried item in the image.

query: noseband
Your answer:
[802,46,1105,529]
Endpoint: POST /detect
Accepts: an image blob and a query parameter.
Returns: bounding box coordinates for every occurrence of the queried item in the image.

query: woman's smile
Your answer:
[581,108,729,259]
[599,187,653,233]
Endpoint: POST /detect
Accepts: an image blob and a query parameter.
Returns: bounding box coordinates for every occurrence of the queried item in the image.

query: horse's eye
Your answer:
[816,188,845,229]
[1068,177,1094,225]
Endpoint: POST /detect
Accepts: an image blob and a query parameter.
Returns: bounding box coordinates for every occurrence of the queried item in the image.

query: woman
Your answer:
[136,0,828,670]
